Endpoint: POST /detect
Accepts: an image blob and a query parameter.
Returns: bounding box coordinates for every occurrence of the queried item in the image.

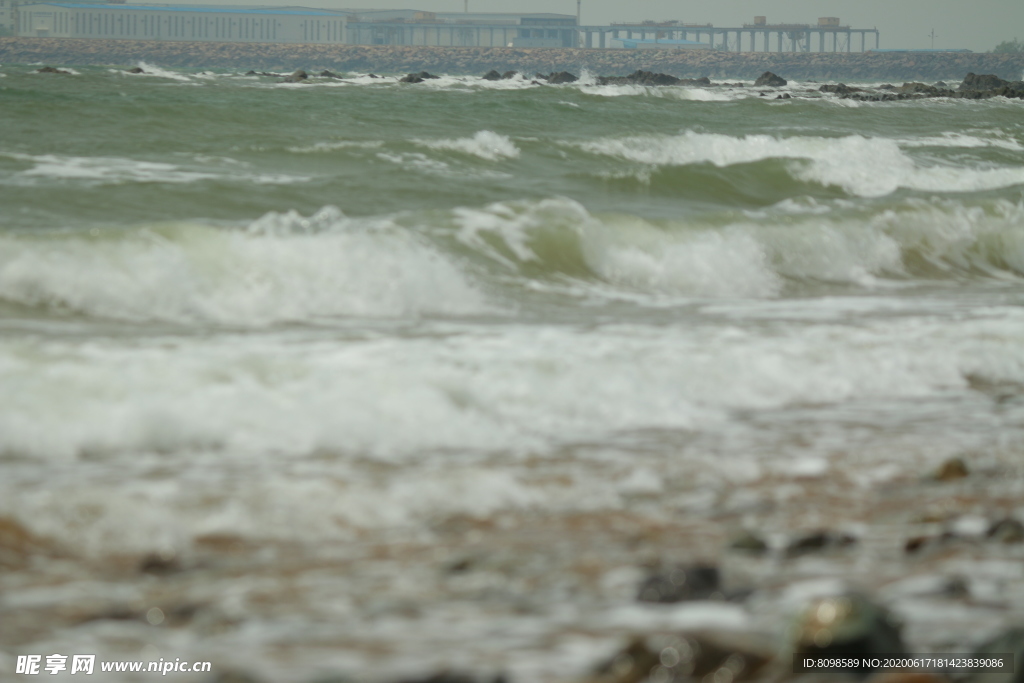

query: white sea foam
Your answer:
[287,140,385,153]
[0,152,309,186]
[376,151,453,175]
[133,61,192,81]
[578,84,739,101]
[0,207,488,325]
[416,130,520,161]
[575,131,1024,197]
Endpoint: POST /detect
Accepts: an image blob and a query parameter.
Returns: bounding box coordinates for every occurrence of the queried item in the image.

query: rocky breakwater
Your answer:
[4,37,1024,81]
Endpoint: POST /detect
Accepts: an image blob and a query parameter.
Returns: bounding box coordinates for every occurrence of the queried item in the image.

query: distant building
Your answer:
[12,2,578,46]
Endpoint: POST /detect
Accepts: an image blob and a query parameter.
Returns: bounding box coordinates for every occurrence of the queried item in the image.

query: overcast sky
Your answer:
[270,0,1023,52]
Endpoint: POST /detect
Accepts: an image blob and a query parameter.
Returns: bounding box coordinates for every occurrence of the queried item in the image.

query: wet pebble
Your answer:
[589,633,769,683]
[785,530,857,557]
[637,565,721,603]
[728,530,769,555]
[791,593,904,663]
[934,457,969,481]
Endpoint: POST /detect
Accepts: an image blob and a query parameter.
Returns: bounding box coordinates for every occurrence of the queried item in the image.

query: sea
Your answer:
[1,64,1024,682]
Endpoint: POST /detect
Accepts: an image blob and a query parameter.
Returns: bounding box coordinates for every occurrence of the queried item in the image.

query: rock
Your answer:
[482,69,502,81]
[679,76,712,86]
[904,531,959,554]
[604,69,681,86]
[138,551,182,575]
[897,81,947,96]
[589,633,770,683]
[819,83,861,95]
[637,564,721,603]
[500,70,518,79]
[546,71,578,84]
[126,66,145,74]
[959,72,1009,91]
[319,69,340,78]
[754,71,787,87]
[934,457,968,481]
[785,530,857,557]
[966,626,1024,683]
[399,73,424,83]
[393,674,505,683]
[728,530,769,555]
[415,71,440,79]
[792,594,905,665]
[0,517,43,568]
[776,93,792,99]
[244,70,258,76]
[36,66,71,74]
[933,81,948,88]
[281,69,308,83]
[987,518,1024,543]
[367,73,379,78]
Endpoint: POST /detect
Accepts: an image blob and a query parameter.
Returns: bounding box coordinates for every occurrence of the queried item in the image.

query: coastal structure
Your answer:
[9,3,882,52]
[12,3,578,45]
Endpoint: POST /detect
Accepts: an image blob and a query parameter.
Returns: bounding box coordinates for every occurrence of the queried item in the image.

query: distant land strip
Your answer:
[3,38,1024,81]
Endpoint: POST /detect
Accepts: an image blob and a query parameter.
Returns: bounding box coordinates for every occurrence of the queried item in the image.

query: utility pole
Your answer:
[928,28,937,48]
[577,0,581,26]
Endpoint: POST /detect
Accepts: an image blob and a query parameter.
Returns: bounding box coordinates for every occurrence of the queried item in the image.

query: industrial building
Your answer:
[11,3,578,46]
[8,3,881,52]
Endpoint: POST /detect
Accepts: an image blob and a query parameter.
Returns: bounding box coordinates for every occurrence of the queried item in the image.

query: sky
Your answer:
[257,0,1023,53]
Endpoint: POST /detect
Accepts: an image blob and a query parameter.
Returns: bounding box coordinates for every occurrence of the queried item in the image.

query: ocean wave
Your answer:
[3,198,1022,326]
[0,207,488,325]
[0,152,310,186]
[572,131,1024,197]
[415,130,520,161]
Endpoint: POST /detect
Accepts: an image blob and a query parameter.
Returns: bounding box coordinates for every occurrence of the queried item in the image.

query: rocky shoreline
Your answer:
[3,37,1024,81]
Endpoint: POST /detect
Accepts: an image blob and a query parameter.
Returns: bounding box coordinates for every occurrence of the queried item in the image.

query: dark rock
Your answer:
[637,564,721,603]
[282,69,308,83]
[933,81,948,88]
[728,530,769,554]
[546,71,578,84]
[786,530,857,557]
[878,84,896,90]
[959,72,1009,91]
[776,93,792,99]
[987,518,1024,543]
[126,66,145,74]
[598,69,681,86]
[792,594,905,665]
[319,69,340,78]
[819,83,862,95]
[590,633,770,683]
[139,552,182,575]
[394,674,505,683]
[934,457,968,481]
[679,76,712,86]
[367,73,379,78]
[399,73,424,84]
[244,70,258,76]
[415,71,440,79]
[500,70,518,79]
[754,71,787,87]
[897,81,943,95]
[482,69,502,81]
[36,66,71,74]
[904,531,959,554]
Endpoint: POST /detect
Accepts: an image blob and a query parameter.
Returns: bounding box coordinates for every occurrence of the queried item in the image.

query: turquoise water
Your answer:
[2,64,1024,681]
